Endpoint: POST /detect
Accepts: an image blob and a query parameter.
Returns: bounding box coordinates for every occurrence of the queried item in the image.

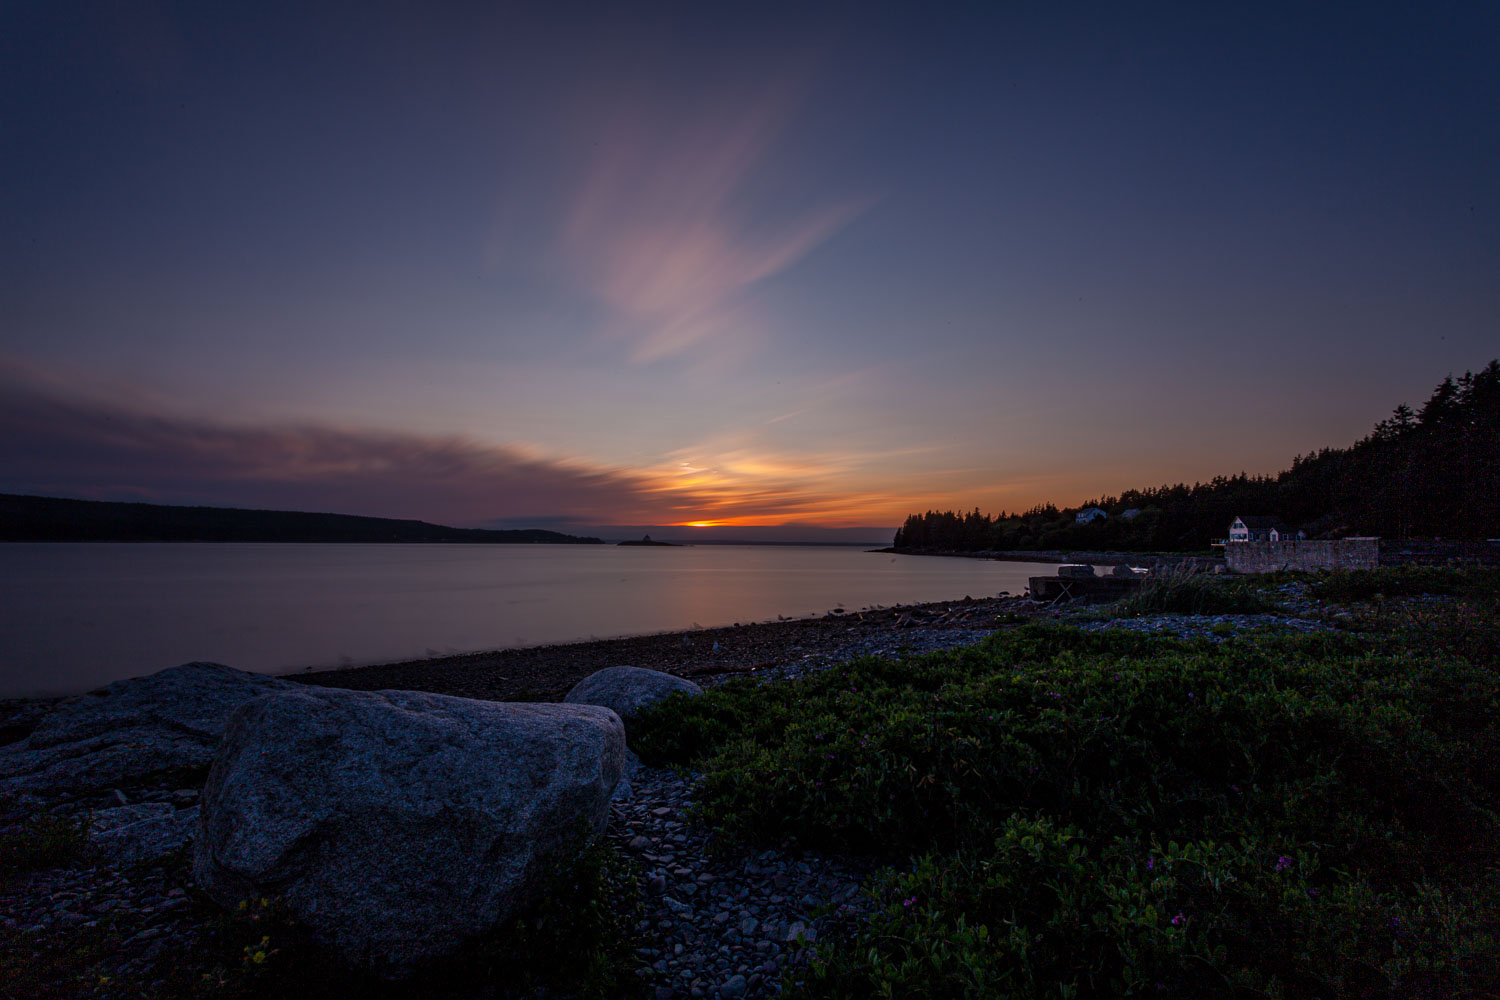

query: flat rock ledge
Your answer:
[0,663,295,800]
[193,686,626,973]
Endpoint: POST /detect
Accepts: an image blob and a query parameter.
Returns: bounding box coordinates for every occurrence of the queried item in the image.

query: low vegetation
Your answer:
[1310,565,1500,604]
[636,569,1500,998]
[1099,570,1274,617]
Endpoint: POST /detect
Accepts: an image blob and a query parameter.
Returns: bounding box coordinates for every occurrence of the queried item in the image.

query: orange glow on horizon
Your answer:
[625,440,1141,529]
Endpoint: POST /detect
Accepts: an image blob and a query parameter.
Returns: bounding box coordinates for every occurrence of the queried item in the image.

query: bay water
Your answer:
[0,543,1057,697]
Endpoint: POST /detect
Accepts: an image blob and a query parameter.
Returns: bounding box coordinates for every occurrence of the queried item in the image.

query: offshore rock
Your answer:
[0,663,295,797]
[564,666,702,740]
[193,687,625,973]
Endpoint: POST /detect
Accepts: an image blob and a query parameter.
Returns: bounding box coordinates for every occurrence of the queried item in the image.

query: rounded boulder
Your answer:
[563,666,702,740]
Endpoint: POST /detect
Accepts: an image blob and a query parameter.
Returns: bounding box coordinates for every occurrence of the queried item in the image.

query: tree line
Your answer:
[894,361,1500,552]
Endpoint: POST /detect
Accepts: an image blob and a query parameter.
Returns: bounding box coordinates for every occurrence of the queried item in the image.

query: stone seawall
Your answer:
[1225,539,1380,574]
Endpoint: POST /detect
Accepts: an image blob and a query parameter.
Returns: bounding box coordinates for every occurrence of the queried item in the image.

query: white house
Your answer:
[1076,507,1108,524]
[1228,516,1305,542]
[1120,508,1142,520]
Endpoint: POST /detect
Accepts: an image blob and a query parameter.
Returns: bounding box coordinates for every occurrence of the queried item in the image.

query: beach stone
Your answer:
[0,663,295,797]
[192,687,625,973]
[563,666,702,740]
[90,803,200,866]
[89,802,175,834]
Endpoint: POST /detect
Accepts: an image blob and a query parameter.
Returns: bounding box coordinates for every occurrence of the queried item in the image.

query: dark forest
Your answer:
[895,361,1500,552]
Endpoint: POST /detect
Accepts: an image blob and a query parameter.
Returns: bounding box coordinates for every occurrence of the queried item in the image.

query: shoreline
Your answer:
[0,588,1050,708]
[881,546,1222,569]
[292,594,1047,703]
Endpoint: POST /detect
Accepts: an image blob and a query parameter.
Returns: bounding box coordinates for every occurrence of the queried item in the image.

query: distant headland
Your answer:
[0,494,604,544]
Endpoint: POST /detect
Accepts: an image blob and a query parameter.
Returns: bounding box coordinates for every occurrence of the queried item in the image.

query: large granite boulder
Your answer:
[193,687,625,973]
[0,663,295,797]
[563,666,702,740]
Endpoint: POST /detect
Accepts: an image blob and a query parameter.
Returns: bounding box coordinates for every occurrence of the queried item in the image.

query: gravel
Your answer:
[609,759,873,999]
[1070,580,1347,641]
[0,786,204,998]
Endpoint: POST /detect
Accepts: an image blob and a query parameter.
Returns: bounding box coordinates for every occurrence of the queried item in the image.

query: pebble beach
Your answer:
[1,584,1342,998]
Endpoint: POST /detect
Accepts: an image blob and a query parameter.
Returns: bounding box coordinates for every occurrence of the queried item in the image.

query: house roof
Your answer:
[1235,516,1287,530]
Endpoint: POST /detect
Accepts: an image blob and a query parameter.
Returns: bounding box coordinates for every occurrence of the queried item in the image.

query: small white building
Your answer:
[1076,507,1108,524]
[1228,516,1305,542]
[1120,508,1142,520]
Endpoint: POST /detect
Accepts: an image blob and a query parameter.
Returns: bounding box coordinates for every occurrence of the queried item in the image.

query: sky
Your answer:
[2,2,1497,541]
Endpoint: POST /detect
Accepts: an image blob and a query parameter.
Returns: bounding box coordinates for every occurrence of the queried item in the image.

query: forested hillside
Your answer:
[0,494,604,544]
[895,361,1500,552]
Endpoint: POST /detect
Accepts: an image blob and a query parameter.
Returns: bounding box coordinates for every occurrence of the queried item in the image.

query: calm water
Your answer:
[0,544,1057,697]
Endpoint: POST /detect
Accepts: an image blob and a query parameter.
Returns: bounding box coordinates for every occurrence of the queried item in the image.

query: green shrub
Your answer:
[637,614,1500,997]
[1105,571,1275,617]
[793,817,1500,999]
[644,627,1500,864]
[1312,566,1500,604]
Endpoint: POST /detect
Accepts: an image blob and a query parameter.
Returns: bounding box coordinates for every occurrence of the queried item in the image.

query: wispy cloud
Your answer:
[555,83,864,362]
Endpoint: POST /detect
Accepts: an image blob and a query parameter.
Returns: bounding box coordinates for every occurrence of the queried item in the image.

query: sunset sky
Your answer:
[3,3,1496,540]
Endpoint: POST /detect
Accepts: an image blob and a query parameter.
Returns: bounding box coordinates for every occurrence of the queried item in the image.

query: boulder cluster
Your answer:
[0,660,703,973]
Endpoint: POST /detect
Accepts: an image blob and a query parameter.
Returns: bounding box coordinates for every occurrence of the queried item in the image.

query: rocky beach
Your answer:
[0,581,1377,998]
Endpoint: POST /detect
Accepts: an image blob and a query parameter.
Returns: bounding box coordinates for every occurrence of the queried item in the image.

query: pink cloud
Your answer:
[555,84,864,362]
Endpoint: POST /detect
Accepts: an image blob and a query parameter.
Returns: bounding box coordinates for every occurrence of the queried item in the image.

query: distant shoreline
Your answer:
[0,493,603,545]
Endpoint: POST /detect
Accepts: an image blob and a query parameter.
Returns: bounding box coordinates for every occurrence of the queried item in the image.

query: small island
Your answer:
[617,534,678,547]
